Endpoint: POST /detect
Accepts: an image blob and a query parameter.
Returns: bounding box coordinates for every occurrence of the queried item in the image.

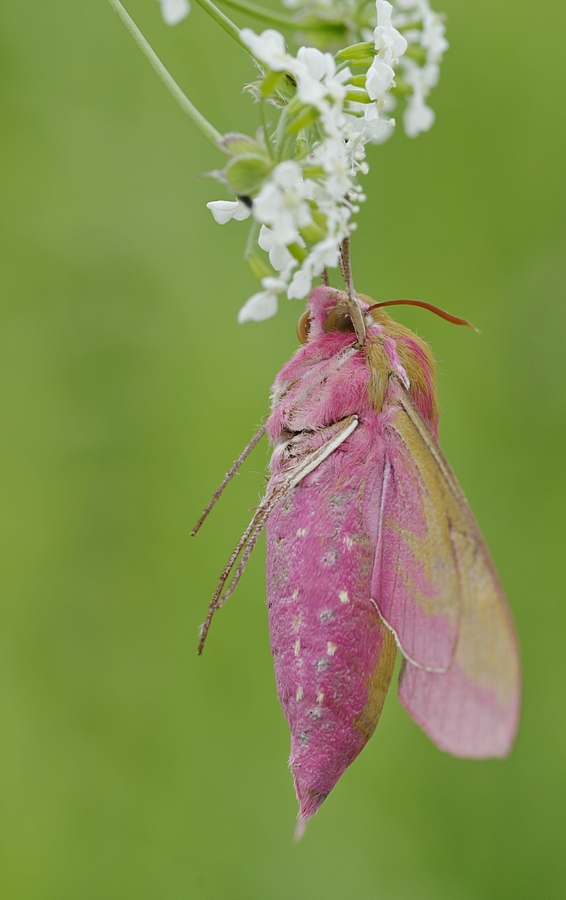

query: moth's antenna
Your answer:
[367,299,478,331]
[339,237,366,347]
[191,424,267,537]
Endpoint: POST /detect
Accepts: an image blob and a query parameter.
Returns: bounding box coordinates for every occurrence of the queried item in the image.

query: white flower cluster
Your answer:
[208,9,402,323]
[394,0,448,137]
[367,0,407,107]
[203,0,446,323]
[150,0,448,325]
[278,0,448,141]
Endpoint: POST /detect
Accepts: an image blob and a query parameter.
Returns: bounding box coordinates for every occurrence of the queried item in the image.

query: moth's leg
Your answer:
[214,417,358,611]
[197,481,288,655]
[191,423,267,537]
[274,415,359,472]
[212,509,269,610]
[197,415,359,654]
[286,415,359,487]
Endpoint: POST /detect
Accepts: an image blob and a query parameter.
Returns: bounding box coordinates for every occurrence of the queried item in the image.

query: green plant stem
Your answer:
[273,105,290,162]
[259,101,274,159]
[192,0,251,52]
[244,219,261,259]
[217,0,329,31]
[107,0,226,152]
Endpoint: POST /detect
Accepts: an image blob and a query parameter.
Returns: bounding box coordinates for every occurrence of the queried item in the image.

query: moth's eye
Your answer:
[324,307,355,335]
[297,310,311,345]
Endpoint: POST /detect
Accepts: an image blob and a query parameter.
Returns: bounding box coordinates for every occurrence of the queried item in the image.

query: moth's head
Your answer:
[297,286,372,345]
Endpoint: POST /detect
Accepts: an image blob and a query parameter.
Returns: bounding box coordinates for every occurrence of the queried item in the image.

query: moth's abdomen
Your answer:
[266,434,396,821]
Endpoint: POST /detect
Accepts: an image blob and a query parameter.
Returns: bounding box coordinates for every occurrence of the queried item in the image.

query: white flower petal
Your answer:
[287,269,313,300]
[262,275,287,292]
[258,225,276,252]
[206,200,251,224]
[366,113,396,144]
[366,58,395,99]
[240,29,294,72]
[404,95,435,137]
[158,0,190,26]
[270,243,295,272]
[376,0,393,27]
[258,227,295,270]
[252,163,312,245]
[238,290,278,323]
[297,46,331,81]
[273,160,303,188]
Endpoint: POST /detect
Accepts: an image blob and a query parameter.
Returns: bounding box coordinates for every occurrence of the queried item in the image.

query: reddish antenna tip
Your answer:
[367,299,478,331]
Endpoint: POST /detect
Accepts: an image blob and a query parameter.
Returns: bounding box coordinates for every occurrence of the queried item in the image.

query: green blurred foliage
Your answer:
[1,0,565,897]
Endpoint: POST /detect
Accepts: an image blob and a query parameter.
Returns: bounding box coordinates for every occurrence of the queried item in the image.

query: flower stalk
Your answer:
[107,0,225,151]
[111,0,449,324]
[192,0,251,52]
[216,0,337,32]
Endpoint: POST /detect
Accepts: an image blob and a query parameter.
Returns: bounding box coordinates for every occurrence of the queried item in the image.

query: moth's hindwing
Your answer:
[373,381,520,757]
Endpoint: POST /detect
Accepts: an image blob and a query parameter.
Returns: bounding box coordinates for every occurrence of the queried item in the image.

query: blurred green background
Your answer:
[1,0,565,897]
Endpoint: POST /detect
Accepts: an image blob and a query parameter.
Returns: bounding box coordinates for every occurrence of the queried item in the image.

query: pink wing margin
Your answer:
[372,380,521,758]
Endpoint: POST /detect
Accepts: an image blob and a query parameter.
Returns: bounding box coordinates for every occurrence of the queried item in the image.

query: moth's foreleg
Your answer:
[197,415,359,654]
[191,423,267,537]
[197,482,288,655]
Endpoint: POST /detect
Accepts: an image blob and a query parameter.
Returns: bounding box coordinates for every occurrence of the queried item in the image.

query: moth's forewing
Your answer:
[377,382,520,757]
[373,412,460,672]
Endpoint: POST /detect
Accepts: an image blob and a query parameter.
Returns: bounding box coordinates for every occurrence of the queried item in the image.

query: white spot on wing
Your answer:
[339,590,349,604]
[321,549,339,566]
[292,589,299,600]
[316,690,324,705]
[296,528,307,537]
[327,642,337,656]
[294,639,301,657]
[344,536,354,550]
[296,686,303,702]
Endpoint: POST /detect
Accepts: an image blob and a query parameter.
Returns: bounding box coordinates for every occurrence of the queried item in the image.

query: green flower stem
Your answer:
[397,20,423,32]
[348,74,370,87]
[287,242,308,262]
[259,101,274,159]
[302,165,325,178]
[287,106,320,133]
[345,89,371,103]
[391,78,411,95]
[279,129,299,165]
[335,42,374,62]
[404,45,426,63]
[244,219,261,260]
[107,0,226,152]
[300,223,325,243]
[192,0,251,53]
[247,252,272,281]
[260,70,285,97]
[273,106,290,161]
[287,95,304,117]
[217,0,336,32]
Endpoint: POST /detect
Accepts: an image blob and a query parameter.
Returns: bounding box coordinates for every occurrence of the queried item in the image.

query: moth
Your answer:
[194,286,521,836]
